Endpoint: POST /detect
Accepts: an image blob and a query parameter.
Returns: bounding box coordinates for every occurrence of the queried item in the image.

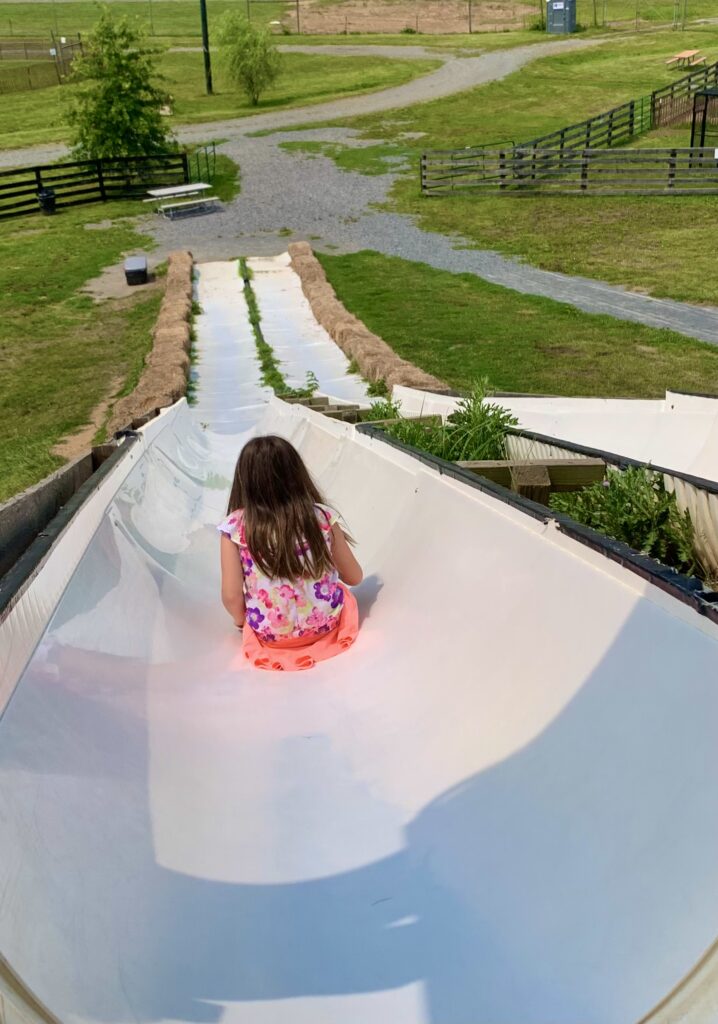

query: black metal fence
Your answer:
[421,60,718,196]
[0,153,188,220]
[421,147,718,196]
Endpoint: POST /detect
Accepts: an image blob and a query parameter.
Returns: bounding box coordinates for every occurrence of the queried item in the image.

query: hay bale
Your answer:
[107,250,193,436]
[288,242,447,393]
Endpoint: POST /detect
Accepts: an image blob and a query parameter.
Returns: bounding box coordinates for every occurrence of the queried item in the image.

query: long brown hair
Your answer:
[227,435,335,580]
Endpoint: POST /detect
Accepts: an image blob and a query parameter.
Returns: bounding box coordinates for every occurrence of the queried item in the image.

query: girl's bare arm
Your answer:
[331,525,363,586]
[220,534,246,626]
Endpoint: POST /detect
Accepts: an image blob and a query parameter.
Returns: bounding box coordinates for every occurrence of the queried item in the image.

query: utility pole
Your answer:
[148,0,155,35]
[199,0,212,94]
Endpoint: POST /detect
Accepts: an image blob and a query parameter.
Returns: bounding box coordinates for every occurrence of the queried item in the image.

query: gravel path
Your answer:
[0,39,594,168]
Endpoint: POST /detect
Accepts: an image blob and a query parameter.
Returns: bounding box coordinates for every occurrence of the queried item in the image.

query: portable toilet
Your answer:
[546,0,576,33]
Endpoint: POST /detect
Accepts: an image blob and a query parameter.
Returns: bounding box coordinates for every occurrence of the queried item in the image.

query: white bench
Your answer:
[159,195,220,219]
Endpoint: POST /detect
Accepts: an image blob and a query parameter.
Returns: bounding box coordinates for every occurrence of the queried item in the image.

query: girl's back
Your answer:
[218,503,345,643]
[218,435,362,669]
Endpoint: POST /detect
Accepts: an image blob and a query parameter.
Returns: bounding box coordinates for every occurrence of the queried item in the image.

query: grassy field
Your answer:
[305,26,718,305]
[0,50,439,150]
[318,250,718,396]
[0,0,714,39]
[0,203,162,501]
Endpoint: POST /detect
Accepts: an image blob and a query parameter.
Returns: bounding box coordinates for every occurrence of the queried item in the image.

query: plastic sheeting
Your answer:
[2,262,718,1024]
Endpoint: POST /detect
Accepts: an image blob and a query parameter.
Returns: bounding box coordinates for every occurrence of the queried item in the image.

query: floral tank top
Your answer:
[217,504,344,643]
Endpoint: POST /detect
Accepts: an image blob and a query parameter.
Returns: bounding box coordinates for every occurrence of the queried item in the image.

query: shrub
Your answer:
[550,466,702,579]
[217,13,281,106]
[382,380,518,462]
[67,8,174,159]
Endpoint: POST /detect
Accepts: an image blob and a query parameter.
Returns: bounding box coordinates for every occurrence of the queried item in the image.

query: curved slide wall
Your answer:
[1,261,718,1024]
[393,387,718,482]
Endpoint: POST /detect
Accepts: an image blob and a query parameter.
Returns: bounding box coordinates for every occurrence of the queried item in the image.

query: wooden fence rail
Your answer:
[421,61,718,196]
[421,147,718,196]
[0,153,189,219]
[652,60,718,127]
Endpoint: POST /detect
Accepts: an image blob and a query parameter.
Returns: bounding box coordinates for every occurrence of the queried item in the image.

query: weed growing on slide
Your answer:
[238,259,319,398]
[550,466,704,581]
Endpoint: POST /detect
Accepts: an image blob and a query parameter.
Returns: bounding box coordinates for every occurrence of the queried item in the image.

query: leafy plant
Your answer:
[366,377,389,397]
[364,398,401,421]
[550,467,702,579]
[67,8,174,159]
[382,380,517,462]
[217,13,281,106]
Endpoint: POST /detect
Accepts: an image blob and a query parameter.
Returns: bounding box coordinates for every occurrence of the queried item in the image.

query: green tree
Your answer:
[217,13,281,106]
[67,8,174,158]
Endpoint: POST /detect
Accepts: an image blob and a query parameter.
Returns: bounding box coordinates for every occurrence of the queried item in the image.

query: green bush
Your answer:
[67,8,174,159]
[382,380,518,462]
[217,13,281,106]
[550,466,702,579]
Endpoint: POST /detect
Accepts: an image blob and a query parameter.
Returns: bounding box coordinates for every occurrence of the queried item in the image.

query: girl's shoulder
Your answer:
[217,508,245,542]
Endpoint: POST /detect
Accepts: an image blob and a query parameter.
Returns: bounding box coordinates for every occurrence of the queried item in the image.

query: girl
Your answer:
[218,435,363,672]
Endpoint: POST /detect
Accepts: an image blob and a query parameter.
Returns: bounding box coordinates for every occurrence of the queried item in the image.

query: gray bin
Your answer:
[124,256,149,286]
[546,0,576,33]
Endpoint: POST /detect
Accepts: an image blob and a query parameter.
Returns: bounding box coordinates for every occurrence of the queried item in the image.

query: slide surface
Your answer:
[2,260,718,1024]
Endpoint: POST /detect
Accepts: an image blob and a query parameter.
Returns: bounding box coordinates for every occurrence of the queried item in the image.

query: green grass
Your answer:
[311,26,718,305]
[280,139,410,174]
[0,1,289,39]
[2,0,714,41]
[317,250,718,397]
[0,50,440,150]
[0,202,161,501]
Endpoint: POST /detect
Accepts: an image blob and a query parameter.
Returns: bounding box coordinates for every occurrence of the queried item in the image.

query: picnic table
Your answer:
[143,182,219,219]
[666,49,706,68]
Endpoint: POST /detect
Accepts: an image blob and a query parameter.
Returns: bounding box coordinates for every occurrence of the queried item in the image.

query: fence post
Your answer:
[668,148,676,190]
[607,109,614,147]
[499,150,507,190]
[181,151,189,184]
[96,159,106,202]
[629,99,635,136]
[580,150,589,191]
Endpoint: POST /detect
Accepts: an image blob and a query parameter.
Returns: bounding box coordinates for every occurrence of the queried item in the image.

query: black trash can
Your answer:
[37,188,56,215]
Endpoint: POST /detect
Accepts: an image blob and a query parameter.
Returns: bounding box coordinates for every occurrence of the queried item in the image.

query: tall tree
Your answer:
[217,14,281,107]
[67,8,174,159]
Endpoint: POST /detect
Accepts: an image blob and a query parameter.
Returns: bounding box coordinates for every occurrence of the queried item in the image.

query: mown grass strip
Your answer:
[317,249,718,397]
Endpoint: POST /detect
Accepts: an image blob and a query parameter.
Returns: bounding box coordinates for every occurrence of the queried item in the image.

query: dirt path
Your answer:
[0,37,597,168]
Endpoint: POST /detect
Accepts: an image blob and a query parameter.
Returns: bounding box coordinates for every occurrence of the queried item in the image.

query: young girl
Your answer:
[218,435,363,672]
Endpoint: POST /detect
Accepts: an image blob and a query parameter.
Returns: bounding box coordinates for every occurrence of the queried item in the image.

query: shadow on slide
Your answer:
[1,596,716,1024]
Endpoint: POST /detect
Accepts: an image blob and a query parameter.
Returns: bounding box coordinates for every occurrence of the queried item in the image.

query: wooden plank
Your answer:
[457,458,606,493]
[511,463,551,505]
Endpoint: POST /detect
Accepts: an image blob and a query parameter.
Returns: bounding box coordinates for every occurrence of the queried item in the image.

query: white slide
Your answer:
[1,260,718,1024]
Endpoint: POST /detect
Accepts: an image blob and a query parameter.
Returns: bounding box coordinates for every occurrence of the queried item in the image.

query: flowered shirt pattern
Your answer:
[218,504,344,642]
